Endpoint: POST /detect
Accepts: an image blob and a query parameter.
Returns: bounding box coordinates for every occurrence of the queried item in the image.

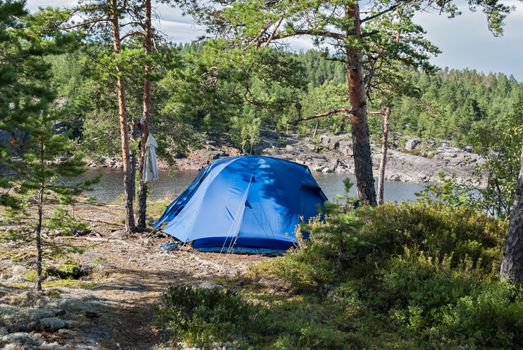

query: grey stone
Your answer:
[40,342,67,350]
[160,242,179,252]
[404,138,421,151]
[39,317,66,331]
[1,332,39,346]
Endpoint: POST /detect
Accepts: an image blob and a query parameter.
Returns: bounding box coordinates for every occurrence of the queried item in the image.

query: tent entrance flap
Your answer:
[221,174,255,253]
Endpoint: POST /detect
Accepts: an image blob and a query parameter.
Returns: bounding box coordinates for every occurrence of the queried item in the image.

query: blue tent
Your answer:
[153,156,327,253]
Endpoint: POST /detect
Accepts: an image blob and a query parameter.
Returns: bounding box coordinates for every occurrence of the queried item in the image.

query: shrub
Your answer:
[44,208,90,236]
[439,283,523,349]
[156,203,518,349]
[155,286,254,349]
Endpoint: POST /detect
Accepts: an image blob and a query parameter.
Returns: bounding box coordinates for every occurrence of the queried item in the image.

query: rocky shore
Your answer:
[84,130,485,186]
[172,131,485,186]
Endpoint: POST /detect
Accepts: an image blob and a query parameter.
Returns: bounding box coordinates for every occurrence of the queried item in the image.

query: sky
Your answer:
[26,0,523,81]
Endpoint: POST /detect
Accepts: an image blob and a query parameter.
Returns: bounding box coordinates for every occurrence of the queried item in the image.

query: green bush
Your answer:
[155,286,254,349]
[44,208,90,236]
[439,283,523,349]
[156,203,520,349]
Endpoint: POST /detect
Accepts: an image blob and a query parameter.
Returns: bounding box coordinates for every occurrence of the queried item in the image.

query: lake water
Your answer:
[82,168,426,203]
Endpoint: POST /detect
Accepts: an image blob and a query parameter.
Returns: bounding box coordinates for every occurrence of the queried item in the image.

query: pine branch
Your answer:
[291,108,354,125]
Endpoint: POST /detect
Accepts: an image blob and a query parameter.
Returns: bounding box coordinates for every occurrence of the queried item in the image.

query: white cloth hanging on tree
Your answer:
[143,133,159,183]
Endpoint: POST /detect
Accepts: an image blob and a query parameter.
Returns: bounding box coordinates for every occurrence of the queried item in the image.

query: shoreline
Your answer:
[86,131,485,187]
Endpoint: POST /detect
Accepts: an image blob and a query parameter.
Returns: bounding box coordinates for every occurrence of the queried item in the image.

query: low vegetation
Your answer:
[155,202,523,349]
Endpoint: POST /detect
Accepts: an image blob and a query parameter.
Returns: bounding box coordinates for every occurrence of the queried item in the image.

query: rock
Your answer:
[0,327,7,336]
[404,138,421,151]
[40,342,67,350]
[464,145,473,153]
[85,311,99,320]
[58,297,101,316]
[160,242,179,252]
[338,141,352,156]
[39,317,66,331]
[198,281,219,289]
[1,332,39,347]
[321,167,333,174]
[57,328,78,337]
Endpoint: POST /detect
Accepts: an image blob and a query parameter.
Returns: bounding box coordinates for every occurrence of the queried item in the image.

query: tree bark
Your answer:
[110,0,135,233]
[500,142,523,282]
[36,185,43,292]
[377,107,390,205]
[35,136,45,292]
[137,0,152,231]
[345,3,377,206]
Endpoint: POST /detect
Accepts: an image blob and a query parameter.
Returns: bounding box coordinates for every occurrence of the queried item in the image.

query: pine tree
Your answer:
[195,0,511,205]
[500,142,523,282]
[0,1,91,292]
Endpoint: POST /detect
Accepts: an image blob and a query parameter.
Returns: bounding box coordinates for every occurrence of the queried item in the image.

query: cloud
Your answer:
[25,1,523,80]
[415,2,523,80]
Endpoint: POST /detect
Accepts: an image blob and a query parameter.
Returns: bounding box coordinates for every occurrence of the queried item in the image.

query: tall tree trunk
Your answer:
[345,3,377,206]
[36,185,43,292]
[110,0,135,233]
[377,107,390,205]
[500,142,523,282]
[35,137,44,292]
[137,0,152,231]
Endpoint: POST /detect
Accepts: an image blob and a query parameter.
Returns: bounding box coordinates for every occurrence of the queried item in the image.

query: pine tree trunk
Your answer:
[137,0,152,231]
[500,142,523,282]
[36,185,43,292]
[35,135,45,292]
[110,0,135,233]
[377,107,390,205]
[345,3,377,206]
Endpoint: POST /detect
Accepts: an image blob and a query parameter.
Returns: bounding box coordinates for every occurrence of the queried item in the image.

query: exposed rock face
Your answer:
[173,131,485,186]
[404,138,421,151]
[39,317,66,331]
[82,130,485,186]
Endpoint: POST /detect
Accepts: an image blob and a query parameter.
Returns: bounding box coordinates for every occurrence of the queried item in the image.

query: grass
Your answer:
[42,279,96,289]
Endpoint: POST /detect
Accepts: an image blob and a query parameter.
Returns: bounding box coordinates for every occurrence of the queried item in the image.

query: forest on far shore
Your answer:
[50,46,523,155]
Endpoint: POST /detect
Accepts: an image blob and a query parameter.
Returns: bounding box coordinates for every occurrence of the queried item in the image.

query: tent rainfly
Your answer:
[153,156,327,253]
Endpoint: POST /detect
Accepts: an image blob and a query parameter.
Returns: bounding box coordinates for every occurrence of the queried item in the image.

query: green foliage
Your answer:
[46,259,84,280]
[155,286,253,348]
[439,283,523,349]
[44,208,90,236]
[157,203,518,349]
[469,93,523,216]
[416,172,477,209]
[160,41,305,151]
[392,69,523,146]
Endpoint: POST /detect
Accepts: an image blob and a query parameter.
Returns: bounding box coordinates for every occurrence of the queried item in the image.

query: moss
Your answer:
[23,270,38,282]
[42,279,96,289]
[7,283,30,289]
[47,259,85,279]
[45,288,63,298]
[0,228,31,243]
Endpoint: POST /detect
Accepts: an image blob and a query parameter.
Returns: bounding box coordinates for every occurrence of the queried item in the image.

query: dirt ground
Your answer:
[0,203,268,349]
